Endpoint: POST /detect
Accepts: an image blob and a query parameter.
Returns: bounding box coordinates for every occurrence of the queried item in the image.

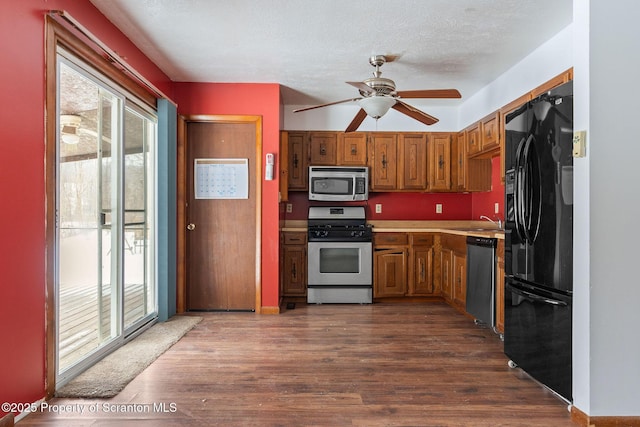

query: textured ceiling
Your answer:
[89,0,572,108]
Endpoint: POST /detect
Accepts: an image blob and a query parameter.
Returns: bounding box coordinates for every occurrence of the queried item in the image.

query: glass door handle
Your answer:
[187,223,196,231]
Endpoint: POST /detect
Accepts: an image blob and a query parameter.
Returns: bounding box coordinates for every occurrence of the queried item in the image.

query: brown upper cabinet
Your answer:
[454,130,491,192]
[480,111,500,152]
[466,122,481,157]
[368,133,398,191]
[398,133,428,190]
[286,131,308,190]
[281,130,490,193]
[338,132,367,165]
[309,132,337,165]
[466,110,501,159]
[428,133,452,191]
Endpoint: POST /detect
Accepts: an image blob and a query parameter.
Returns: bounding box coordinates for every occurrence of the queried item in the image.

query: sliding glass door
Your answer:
[56,53,157,385]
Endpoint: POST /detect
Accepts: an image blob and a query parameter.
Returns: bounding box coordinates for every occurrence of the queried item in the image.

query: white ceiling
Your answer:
[89,0,572,109]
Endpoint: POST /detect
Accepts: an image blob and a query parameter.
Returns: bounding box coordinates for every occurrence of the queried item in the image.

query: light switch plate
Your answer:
[573,130,586,157]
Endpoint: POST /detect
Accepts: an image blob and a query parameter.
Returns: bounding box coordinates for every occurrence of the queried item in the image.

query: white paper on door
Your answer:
[194,158,249,199]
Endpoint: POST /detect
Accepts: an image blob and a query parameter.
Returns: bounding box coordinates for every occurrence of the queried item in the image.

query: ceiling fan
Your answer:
[293,55,462,132]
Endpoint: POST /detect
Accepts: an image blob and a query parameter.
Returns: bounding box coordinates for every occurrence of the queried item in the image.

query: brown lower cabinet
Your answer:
[437,234,467,310]
[373,232,437,297]
[280,232,307,297]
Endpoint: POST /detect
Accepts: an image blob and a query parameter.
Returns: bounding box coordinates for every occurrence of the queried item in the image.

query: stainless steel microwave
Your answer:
[308,166,369,201]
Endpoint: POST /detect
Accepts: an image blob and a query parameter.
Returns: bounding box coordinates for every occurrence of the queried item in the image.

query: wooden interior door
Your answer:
[186,119,259,311]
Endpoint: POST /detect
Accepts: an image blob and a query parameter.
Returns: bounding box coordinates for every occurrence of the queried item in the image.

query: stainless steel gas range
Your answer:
[307,206,373,304]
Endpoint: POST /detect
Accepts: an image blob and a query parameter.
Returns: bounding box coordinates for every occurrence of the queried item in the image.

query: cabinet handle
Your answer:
[292,263,297,280]
[459,154,463,166]
[381,154,387,169]
[351,145,357,155]
[320,143,326,156]
[439,155,444,169]
[420,259,425,281]
[293,153,299,168]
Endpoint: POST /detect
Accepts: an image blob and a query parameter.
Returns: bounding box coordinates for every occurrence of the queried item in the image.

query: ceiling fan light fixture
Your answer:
[358,96,396,119]
[60,114,82,144]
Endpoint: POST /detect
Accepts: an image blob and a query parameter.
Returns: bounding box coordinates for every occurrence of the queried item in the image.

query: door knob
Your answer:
[187,223,196,231]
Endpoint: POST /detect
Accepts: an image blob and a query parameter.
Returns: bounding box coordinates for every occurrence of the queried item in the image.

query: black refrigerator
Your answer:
[503,81,573,402]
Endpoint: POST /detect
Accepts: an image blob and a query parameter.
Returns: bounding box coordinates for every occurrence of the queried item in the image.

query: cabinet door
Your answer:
[454,131,467,191]
[279,131,289,201]
[374,248,407,297]
[481,112,499,152]
[466,123,481,156]
[452,253,467,308]
[369,134,398,190]
[287,132,308,190]
[309,132,337,165]
[338,133,367,165]
[409,246,434,295]
[440,248,453,301]
[429,133,451,191]
[399,133,428,190]
[282,245,306,296]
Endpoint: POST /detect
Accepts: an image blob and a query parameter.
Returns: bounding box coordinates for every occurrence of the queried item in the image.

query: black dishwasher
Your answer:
[465,236,497,328]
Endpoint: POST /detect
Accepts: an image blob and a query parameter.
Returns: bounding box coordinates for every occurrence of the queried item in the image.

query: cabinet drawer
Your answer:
[374,232,408,246]
[440,234,466,254]
[282,232,307,245]
[410,233,433,246]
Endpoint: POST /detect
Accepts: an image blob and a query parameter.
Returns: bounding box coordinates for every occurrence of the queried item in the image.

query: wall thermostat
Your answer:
[572,130,586,158]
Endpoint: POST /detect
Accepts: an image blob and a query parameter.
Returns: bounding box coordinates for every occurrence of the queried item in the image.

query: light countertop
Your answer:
[282,220,504,239]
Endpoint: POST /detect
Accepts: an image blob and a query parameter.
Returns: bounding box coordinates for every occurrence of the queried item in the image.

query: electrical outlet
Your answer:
[494,203,499,214]
[375,204,382,214]
[286,203,292,213]
[436,203,443,214]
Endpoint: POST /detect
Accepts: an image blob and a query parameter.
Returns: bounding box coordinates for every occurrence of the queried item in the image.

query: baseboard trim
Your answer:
[260,306,280,314]
[0,412,14,427]
[572,405,640,426]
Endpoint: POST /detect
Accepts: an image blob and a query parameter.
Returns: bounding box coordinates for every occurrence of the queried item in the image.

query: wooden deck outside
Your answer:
[58,283,148,371]
[22,302,577,426]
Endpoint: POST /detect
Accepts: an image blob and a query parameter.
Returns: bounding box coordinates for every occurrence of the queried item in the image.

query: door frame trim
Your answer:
[177,115,262,313]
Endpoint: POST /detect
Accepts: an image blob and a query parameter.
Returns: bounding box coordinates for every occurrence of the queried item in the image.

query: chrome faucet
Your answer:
[480,215,503,229]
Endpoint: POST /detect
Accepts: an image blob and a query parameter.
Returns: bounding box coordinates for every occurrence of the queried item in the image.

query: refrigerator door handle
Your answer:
[513,136,528,242]
[522,134,542,243]
[507,282,568,307]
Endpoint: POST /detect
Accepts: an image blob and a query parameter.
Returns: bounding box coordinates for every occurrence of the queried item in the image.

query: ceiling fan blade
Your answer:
[395,89,462,99]
[392,100,439,126]
[293,98,360,113]
[345,109,368,133]
[346,81,375,94]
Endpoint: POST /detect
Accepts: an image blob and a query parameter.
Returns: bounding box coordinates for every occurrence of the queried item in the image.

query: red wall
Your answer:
[172,83,282,310]
[285,191,472,220]
[471,156,505,222]
[0,0,172,417]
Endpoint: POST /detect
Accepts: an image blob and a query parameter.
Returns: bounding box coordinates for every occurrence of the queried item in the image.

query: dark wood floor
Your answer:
[20,302,576,426]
